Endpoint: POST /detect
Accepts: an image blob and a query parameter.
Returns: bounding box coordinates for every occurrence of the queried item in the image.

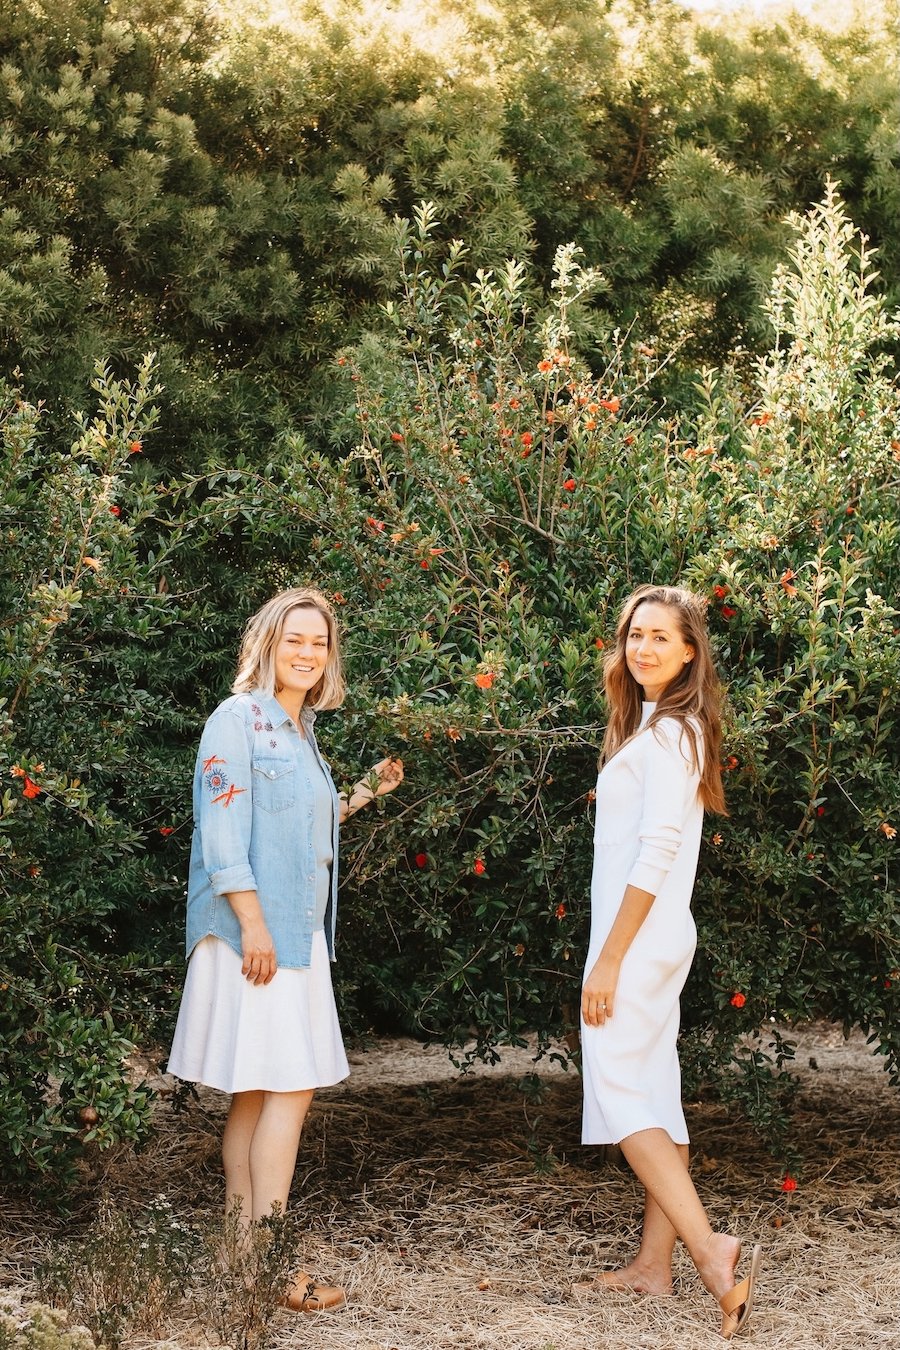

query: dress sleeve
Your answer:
[195,705,258,896]
[626,719,700,896]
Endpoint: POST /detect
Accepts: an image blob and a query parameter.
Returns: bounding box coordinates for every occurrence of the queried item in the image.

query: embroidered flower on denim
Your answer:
[204,761,229,794]
[251,703,262,716]
[270,739,277,748]
[254,721,263,731]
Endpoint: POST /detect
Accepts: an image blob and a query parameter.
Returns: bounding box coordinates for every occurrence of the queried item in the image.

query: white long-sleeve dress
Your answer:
[581,702,704,1146]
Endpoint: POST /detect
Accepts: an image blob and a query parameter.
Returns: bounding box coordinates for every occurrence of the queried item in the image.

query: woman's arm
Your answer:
[582,720,698,1027]
[339,757,404,823]
[224,888,277,985]
[582,883,654,1026]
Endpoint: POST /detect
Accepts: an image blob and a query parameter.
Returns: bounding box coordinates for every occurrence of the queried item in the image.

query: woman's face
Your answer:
[624,600,694,701]
[273,605,330,705]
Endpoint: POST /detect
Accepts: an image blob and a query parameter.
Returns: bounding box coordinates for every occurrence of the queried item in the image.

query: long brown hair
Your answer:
[602,584,726,815]
[232,587,346,711]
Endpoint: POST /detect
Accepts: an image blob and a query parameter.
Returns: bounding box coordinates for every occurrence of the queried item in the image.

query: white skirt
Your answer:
[167,931,349,1094]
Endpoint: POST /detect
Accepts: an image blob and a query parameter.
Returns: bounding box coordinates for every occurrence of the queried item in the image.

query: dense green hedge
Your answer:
[3,183,898,1190]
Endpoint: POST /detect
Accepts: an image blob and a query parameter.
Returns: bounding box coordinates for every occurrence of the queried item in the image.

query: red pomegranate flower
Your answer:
[781,1176,798,1193]
[730,992,746,1008]
[414,852,428,869]
[473,858,486,875]
[474,672,495,689]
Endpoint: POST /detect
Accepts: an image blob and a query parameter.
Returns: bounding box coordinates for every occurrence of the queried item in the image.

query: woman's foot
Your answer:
[574,1257,674,1296]
[693,1233,744,1336]
[280,1272,347,1314]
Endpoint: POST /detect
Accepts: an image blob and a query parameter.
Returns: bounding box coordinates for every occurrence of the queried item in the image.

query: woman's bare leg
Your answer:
[617,1128,742,1324]
[247,1089,314,1221]
[223,1090,265,1235]
[222,1088,315,1226]
[595,1143,688,1294]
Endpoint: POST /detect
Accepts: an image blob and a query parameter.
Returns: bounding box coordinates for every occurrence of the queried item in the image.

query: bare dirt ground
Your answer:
[2,1023,899,1349]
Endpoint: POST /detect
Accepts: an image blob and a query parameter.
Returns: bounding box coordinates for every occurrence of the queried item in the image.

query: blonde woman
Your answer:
[168,587,402,1313]
[579,584,760,1340]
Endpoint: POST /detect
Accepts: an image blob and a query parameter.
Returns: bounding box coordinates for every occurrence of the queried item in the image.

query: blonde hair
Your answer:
[602,584,726,815]
[232,587,346,711]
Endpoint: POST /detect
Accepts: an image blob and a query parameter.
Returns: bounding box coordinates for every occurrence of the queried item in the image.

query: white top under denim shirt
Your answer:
[185,689,341,969]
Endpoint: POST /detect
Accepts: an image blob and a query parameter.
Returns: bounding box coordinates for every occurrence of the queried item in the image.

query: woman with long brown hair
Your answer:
[579,584,761,1339]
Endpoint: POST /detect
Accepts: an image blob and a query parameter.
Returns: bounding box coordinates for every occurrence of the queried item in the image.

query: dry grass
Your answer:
[2,1024,899,1349]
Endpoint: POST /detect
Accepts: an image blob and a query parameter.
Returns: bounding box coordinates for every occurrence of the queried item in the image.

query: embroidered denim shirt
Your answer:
[185,690,340,970]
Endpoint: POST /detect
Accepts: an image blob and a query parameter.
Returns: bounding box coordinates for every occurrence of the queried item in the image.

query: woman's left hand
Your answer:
[370,757,404,796]
[582,952,621,1027]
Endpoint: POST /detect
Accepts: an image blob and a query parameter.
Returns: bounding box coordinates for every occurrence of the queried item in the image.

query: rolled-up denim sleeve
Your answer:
[195,707,257,896]
[626,720,698,895]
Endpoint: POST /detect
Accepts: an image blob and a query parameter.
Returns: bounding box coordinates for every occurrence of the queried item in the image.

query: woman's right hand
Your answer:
[240,918,277,985]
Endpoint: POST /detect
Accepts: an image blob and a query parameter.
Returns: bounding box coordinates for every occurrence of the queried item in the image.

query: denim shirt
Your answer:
[185,690,341,970]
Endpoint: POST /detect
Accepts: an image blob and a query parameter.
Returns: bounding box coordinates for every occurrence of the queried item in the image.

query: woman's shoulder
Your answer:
[203,692,257,727]
[645,713,704,765]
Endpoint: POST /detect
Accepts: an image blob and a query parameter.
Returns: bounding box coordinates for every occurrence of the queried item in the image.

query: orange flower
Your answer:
[82,556,101,571]
[159,826,174,836]
[730,992,746,1008]
[447,727,462,742]
[750,412,772,427]
[594,637,605,649]
[780,569,797,596]
[563,477,576,491]
[508,397,521,410]
[879,822,897,840]
[474,672,495,689]
[545,410,556,423]
[23,776,42,799]
[538,359,553,373]
[128,440,142,454]
[336,356,347,366]
[599,396,620,413]
[514,943,526,957]
[724,756,739,771]
[585,418,596,430]
[712,833,723,846]
[781,1176,798,1193]
[11,765,25,778]
[713,584,729,600]
[473,857,486,875]
[721,605,737,619]
[109,504,121,517]
[333,592,347,605]
[520,432,533,448]
[586,788,596,803]
[390,431,404,442]
[366,516,385,532]
[555,902,566,920]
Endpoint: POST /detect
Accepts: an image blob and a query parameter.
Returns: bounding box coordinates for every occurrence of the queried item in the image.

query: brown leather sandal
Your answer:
[280,1272,347,1314]
[719,1244,761,1339]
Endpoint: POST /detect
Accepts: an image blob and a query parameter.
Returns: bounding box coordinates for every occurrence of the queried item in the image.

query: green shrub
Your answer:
[177,188,899,1145]
[0,358,192,1191]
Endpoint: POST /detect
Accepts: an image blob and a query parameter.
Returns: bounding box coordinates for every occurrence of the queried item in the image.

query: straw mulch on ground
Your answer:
[1,1024,899,1349]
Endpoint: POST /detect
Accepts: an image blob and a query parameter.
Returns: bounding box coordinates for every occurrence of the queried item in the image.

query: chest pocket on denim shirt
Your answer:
[252,758,295,813]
